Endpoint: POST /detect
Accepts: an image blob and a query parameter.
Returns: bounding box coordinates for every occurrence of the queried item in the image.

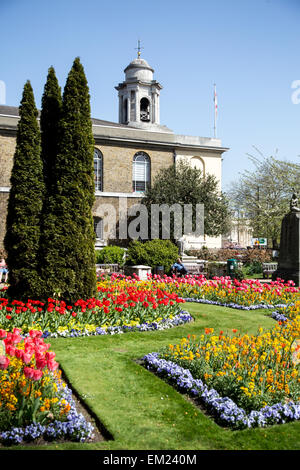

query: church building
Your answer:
[0,54,228,250]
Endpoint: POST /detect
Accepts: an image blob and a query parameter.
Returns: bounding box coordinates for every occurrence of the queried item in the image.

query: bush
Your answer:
[243,261,263,276]
[96,246,125,266]
[243,248,272,265]
[126,240,178,274]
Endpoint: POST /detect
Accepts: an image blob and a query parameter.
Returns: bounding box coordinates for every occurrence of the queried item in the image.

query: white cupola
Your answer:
[115,50,171,132]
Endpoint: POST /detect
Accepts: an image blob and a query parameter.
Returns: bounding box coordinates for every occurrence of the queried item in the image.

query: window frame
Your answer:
[94,148,103,192]
[93,216,103,240]
[132,151,151,193]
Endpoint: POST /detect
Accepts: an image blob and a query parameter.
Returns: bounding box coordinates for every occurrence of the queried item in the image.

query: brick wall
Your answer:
[0,134,174,247]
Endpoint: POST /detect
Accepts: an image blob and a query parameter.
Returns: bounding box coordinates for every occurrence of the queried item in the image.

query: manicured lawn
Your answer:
[3,303,300,450]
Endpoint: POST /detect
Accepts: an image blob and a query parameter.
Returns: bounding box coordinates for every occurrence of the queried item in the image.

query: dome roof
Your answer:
[124,58,154,82]
[124,58,154,73]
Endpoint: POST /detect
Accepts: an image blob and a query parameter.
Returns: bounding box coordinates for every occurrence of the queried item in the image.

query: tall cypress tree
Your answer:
[4,81,44,300]
[41,58,96,302]
[40,66,62,194]
[38,67,62,299]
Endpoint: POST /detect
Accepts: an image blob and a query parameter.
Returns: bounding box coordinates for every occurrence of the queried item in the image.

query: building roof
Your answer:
[0,104,130,129]
[0,104,229,153]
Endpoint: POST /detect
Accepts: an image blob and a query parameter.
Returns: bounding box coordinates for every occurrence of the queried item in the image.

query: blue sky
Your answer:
[0,0,299,189]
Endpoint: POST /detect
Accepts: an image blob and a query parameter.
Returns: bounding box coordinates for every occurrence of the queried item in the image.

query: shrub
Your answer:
[95,246,125,266]
[126,240,178,273]
[243,248,272,265]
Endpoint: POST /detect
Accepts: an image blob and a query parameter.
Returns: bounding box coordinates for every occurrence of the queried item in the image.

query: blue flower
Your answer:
[143,353,300,430]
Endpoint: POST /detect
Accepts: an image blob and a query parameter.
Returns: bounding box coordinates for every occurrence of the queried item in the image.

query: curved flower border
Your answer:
[143,352,300,430]
[0,373,94,446]
[41,311,193,339]
[183,297,289,311]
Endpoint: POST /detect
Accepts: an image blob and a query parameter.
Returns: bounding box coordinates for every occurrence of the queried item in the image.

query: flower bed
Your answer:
[42,311,193,339]
[0,286,187,336]
[0,328,94,445]
[97,273,300,308]
[271,301,300,323]
[143,352,300,430]
[143,315,300,430]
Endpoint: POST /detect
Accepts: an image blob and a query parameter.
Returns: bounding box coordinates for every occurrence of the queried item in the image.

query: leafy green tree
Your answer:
[40,58,96,302]
[227,151,300,248]
[4,81,45,300]
[142,160,230,240]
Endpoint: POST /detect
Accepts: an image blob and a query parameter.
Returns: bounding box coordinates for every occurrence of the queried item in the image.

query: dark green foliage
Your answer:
[142,160,230,239]
[38,67,62,298]
[40,58,96,302]
[95,246,125,266]
[40,66,62,193]
[126,239,178,273]
[4,81,45,300]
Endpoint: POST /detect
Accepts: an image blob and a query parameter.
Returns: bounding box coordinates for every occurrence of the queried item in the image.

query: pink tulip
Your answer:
[0,355,10,370]
[24,366,35,379]
[32,369,43,381]
[47,359,59,371]
[0,329,7,340]
[11,333,22,345]
[45,351,56,361]
[23,352,33,364]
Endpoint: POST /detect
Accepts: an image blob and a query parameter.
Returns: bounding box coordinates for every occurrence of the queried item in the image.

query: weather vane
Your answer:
[135,39,144,58]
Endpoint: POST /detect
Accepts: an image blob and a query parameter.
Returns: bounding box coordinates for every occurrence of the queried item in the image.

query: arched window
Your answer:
[93,217,103,240]
[94,149,103,191]
[191,156,205,175]
[132,152,151,192]
[140,97,150,122]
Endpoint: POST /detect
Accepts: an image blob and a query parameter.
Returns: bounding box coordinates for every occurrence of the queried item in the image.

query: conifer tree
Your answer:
[40,66,62,194]
[41,58,96,302]
[4,81,44,300]
[38,67,62,298]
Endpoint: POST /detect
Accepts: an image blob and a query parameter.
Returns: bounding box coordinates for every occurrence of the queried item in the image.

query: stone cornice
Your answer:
[0,113,229,154]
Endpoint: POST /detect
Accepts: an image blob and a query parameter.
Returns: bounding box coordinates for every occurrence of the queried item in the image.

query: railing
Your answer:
[262,263,278,279]
[95,264,122,274]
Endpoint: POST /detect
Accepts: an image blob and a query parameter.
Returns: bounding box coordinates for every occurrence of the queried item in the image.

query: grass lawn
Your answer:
[3,303,300,451]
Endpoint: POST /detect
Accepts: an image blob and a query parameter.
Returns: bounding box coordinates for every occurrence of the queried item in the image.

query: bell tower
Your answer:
[115,45,171,132]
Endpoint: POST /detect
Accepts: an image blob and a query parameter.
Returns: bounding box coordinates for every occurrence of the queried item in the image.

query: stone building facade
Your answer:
[0,55,228,250]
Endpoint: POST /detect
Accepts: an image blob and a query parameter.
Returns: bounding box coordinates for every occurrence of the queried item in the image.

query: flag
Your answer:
[214,84,218,119]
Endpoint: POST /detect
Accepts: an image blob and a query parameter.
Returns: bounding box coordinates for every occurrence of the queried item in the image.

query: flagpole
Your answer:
[213,83,217,138]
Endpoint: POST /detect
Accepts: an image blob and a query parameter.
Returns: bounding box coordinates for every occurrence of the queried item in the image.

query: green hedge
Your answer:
[96,246,125,266]
[126,240,178,274]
